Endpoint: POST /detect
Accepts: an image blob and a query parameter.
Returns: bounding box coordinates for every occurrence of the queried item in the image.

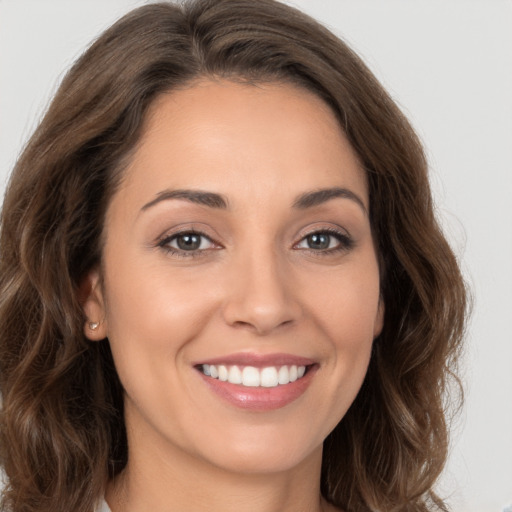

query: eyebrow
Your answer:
[141,189,228,211]
[141,186,367,215]
[293,187,367,215]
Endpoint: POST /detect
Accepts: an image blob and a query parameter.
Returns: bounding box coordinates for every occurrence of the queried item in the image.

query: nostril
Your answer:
[221,267,303,334]
[230,317,295,336]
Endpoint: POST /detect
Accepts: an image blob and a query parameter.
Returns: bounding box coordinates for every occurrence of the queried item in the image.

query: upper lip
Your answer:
[194,352,316,368]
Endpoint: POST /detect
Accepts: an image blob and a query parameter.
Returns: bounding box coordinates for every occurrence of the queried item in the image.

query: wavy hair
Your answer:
[0,1,467,511]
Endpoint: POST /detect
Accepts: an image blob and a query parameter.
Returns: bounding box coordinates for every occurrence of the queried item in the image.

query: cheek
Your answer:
[304,257,380,391]
[100,257,226,445]
[105,261,217,347]
[308,258,381,342]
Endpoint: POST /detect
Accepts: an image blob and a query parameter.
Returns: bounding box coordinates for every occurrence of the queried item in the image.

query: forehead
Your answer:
[118,79,368,209]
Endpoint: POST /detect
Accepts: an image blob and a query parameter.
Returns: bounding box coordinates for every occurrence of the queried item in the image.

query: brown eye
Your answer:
[297,231,341,251]
[159,231,217,254]
[175,233,202,251]
[295,229,354,253]
[306,233,331,250]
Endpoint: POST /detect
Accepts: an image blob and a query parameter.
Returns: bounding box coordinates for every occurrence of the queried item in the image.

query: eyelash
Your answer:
[157,228,354,258]
[294,228,354,255]
[157,230,218,259]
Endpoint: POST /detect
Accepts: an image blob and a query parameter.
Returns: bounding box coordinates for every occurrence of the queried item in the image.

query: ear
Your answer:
[80,267,108,341]
[373,298,385,339]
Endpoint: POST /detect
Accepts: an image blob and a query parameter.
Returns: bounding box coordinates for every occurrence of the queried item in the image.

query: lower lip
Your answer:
[196,366,317,412]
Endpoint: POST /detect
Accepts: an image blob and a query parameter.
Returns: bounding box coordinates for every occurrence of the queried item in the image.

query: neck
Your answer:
[106,432,333,512]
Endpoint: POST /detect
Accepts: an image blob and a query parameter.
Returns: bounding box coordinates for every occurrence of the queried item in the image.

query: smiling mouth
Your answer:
[197,364,310,388]
[194,355,318,411]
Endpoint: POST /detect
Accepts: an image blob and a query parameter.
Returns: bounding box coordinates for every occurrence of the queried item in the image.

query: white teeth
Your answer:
[228,365,242,384]
[218,365,228,381]
[260,367,278,387]
[278,365,290,385]
[200,364,308,388]
[242,366,260,387]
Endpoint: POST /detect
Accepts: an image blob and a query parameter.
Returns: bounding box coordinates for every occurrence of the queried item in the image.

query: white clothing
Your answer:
[96,498,112,512]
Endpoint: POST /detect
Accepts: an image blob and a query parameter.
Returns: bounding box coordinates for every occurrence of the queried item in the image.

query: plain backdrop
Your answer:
[1,1,511,511]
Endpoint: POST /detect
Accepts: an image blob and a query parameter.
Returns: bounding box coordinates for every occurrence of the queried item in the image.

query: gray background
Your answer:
[1,1,511,510]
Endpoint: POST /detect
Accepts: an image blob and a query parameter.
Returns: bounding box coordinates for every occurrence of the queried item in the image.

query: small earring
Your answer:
[88,321,100,331]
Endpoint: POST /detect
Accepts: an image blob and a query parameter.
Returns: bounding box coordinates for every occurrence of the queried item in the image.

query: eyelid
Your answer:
[297,224,350,239]
[155,226,223,258]
[153,223,354,258]
[167,232,216,250]
[293,225,354,253]
[155,223,220,245]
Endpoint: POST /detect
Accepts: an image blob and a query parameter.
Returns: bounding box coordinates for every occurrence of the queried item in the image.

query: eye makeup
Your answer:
[293,227,355,256]
[156,228,221,259]
[155,224,355,260]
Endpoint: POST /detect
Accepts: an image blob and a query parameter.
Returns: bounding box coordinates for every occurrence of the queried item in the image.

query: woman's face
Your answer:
[85,80,383,475]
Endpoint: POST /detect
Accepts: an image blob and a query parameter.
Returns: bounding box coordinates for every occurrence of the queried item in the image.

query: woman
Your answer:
[0,1,467,511]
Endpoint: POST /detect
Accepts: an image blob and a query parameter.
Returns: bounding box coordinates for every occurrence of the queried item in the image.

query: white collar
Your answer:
[96,498,112,512]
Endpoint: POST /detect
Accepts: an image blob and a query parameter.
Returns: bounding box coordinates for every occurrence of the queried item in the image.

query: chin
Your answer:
[185,420,328,476]
[207,444,322,476]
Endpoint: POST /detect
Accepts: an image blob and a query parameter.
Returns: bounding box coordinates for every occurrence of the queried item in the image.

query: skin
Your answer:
[84,80,383,512]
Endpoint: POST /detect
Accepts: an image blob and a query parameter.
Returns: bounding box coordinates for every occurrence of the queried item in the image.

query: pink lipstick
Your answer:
[193,352,318,411]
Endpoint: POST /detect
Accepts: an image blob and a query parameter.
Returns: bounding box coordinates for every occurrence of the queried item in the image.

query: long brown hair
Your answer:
[0,1,467,511]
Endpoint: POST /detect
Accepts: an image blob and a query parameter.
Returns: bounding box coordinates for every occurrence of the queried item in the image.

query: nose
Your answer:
[222,249,302,336]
